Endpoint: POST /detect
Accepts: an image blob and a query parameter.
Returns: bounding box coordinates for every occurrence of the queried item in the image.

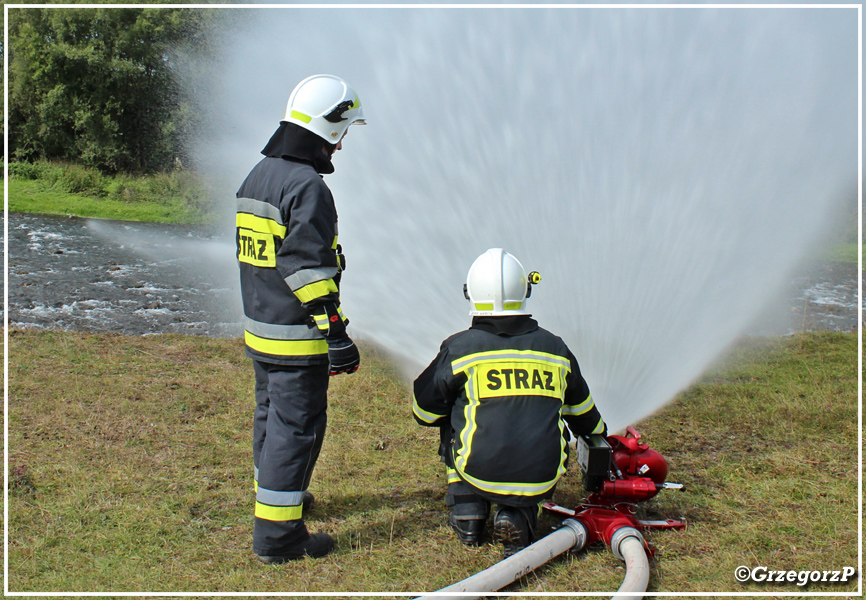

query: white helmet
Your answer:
[464,248,541,316]
[282,74,366,144]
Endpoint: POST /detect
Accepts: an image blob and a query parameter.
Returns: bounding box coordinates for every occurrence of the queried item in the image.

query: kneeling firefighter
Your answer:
[236,74,365,563]
[412,249,607,556]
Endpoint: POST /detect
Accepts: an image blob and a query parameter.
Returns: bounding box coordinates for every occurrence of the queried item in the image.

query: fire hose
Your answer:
[610,526,650,596]
[415,521,650,600]
[415,428,684,599]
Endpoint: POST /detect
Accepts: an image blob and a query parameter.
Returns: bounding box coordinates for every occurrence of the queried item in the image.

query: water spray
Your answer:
[417,427,684,598]
[190,7,857,435]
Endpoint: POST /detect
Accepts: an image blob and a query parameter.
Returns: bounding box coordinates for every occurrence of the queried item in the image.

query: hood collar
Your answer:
[261,122,336,174]
[471,315,538,336]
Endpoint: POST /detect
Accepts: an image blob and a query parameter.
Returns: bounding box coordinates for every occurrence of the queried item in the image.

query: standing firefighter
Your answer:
[236,74,365,563]
[412,249,607,556]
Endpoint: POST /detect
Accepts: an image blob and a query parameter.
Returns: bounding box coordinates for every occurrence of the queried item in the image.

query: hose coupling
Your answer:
[609,526,645,561]
[558,518,589,553]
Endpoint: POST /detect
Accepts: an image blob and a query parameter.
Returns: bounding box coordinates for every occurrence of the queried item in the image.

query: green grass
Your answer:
[6,329,859,594]
[819,242,861,264]
[6,161,216,224]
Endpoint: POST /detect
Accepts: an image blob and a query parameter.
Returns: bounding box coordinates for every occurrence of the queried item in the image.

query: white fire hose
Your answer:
[415,520,650,600]
[609,526,650,598]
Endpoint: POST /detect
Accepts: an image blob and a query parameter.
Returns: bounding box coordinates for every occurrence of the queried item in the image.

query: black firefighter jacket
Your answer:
[236,126,345,366]
[412,316,606,505]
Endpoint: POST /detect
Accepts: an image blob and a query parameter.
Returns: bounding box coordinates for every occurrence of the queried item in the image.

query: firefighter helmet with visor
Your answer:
[283,74,366,144]
[464,248,540,316]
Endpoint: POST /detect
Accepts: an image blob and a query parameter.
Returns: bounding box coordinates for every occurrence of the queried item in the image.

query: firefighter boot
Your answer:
[257,532,335,563]
[447,498,489,546]
[493,506,534,557]
[448,513,486,546]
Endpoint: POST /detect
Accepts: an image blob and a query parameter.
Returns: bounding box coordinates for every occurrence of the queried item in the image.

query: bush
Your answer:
[8,161,45,180]
[53,163,109,196]
[9,161,109,197]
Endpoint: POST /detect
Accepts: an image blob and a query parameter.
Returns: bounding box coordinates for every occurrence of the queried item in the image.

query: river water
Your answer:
[2,212,861,338]
[4,213,243,338]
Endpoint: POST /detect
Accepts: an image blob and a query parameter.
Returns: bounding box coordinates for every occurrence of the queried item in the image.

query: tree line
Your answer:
[6,5,221,174]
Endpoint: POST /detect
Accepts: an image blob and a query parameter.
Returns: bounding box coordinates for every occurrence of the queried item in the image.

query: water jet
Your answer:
[190,6,857,433]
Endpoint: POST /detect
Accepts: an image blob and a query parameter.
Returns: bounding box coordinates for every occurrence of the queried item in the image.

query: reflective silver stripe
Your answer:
[237,197,284,224]
[562,393,595,416]
[456,464,563,495]
[455,366,480,473]
[451,349,571,373]
[284,266,339,291]
[412,394,446,424]
[243,316,322,340]
[256,487,306,507]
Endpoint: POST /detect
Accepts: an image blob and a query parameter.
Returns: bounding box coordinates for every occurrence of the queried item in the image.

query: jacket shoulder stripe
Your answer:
[237,197,284,224]
[450,349,571,374]
[236,212,287,238]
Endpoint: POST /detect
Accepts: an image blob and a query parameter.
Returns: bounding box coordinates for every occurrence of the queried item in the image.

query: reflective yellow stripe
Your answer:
[446,467,460,484]
[244,331,327,356]
[562,393,595,416]
[255,501,303,522]
[290,110,312,124]
[591,416,606,434]
[454,366,481,474]
[455,460,563,497]
[294,279,338,304]
[412,395,447,424]
[311,306,346,332]
[452,349,571,374]
[236,212,287,238]
[475,360,564,400]
[474,303,494,311]
[237,228,276,268]
[503,302,522,310]
[332,235,339,250]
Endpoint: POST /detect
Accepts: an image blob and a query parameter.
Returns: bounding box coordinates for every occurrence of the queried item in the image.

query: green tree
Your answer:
[7,6,213,173]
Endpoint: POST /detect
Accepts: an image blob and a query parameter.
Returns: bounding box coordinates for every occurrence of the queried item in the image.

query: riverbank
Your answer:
[6,161,215,225]
[6,161,860,264]
[6,328,859,593]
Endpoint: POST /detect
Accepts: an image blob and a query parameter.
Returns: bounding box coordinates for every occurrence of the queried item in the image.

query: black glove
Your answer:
[326,332,360,376]
[312,302,359,376]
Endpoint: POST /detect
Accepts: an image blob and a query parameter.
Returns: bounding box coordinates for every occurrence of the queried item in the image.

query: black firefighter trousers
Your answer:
[252,360,329,556]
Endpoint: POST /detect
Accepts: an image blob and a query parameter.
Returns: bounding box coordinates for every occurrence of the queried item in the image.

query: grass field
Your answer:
[6,328,860,595]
